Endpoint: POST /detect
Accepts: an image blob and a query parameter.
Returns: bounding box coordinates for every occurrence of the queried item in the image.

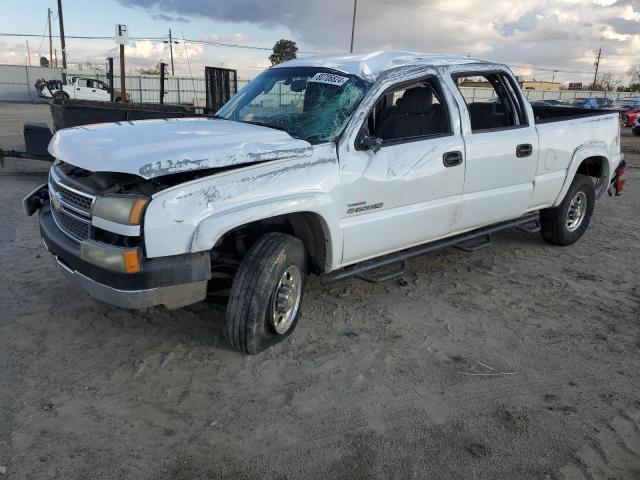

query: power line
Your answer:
[0,32,327,54]
[375,0,596,43]
[0,32,620,77]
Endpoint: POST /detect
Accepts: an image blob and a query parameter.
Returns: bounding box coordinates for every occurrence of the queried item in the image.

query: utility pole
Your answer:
[159,62,167,105]
[48,8,53,67]
[592,48,601,91]
[57,0,67,74]
[115,24,128,101]
[107,57,114,101]
[54,49,58,68]
[119,44,126,100]
[350,0,358,53]
[164,29,178,76]
[25,40,32,67]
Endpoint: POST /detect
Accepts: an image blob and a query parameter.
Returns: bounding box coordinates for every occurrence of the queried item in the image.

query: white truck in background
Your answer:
[35,76,125,102]
[24,51,625,354]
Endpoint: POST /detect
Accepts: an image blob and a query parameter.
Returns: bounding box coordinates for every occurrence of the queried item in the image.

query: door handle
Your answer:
[516,143,533,158]
[443,151,463,167]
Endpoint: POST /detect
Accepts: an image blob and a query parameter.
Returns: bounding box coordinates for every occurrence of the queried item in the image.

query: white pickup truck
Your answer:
[38,76,124,102]
[24,51,625,354]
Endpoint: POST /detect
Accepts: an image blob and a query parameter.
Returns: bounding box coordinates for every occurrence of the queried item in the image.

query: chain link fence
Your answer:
[1,63,638,105]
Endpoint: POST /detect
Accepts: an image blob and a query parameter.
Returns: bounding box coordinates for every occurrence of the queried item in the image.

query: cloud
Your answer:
[116,0,639,83]
[149,12,190,22]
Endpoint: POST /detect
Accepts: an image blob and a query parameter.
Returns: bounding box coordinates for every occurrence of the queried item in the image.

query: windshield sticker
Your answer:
[309,72,349,86]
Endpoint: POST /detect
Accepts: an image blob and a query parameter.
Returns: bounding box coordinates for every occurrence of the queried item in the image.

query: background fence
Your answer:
[0,63,638,105]
[0,64,250,104]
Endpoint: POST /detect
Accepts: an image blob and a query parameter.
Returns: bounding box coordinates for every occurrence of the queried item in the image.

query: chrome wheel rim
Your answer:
[271,265,302,334]
[566,191,587,232]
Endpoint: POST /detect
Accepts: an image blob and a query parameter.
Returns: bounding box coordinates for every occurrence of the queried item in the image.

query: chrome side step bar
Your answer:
[321,213,540,285]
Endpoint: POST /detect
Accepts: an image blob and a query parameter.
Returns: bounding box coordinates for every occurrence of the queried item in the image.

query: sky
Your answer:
[0,0,638,85]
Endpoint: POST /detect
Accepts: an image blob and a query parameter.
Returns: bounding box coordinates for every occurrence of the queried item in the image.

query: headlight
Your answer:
[92,195,149,225]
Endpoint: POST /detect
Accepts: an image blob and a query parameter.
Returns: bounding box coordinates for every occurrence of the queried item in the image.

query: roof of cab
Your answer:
[273,50,489,82]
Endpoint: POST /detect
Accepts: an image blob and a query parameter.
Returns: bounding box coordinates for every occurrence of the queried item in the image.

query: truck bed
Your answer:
[532,105,616,124]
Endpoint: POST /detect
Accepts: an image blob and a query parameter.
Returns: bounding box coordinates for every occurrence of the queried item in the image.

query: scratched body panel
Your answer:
[144,143,342,264]
[49,117,313,179]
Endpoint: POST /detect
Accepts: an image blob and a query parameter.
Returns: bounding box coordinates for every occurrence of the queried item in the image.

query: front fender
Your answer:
[190,192,341,270]
[552,141,611,207]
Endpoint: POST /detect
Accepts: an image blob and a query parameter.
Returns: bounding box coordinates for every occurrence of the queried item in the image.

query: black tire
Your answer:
[53,91,69,100]
[224,233,308,354]
[633,127,640,136]
[540,174,595,246]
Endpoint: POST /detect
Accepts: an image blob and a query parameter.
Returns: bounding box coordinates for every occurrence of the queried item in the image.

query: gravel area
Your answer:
[0,102,638,480]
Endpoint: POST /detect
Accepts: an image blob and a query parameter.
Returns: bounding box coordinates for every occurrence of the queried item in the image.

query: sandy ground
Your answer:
[0,103,638,480]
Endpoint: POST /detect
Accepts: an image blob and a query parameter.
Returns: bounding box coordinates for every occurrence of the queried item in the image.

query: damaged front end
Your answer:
[24,161,215,309]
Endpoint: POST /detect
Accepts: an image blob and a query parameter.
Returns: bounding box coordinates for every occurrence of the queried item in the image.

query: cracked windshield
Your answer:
[217,67,370,143]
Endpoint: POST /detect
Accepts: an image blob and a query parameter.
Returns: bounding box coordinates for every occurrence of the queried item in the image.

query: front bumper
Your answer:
[39,205,211,309]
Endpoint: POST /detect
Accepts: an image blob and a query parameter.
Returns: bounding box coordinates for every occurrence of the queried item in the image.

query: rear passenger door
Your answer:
[447,71,538,230]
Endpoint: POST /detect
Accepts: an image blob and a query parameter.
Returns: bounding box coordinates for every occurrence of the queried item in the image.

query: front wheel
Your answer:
[224,233,308,354]
[540,174,595,246]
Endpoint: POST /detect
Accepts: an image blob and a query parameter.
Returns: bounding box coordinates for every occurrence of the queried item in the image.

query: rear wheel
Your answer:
[224,233,307,354]
[633,126,640,136]
[540,174,595,246]
[53,91,69,100]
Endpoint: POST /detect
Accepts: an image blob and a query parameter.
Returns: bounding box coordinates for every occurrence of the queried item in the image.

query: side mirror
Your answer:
[357,132,383,153]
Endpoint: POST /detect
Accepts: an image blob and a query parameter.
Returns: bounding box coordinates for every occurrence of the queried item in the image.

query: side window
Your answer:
[366,77,451,142]
[77,79,88,88]
[453,73,527,132]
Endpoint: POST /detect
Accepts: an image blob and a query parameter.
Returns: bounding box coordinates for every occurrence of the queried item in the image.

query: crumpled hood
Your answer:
[48,117,313,179]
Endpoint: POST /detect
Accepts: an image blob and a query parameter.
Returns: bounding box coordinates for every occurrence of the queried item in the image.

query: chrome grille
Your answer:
[49,169,95,215]
[55,182,93,213]
[49,168,95,242]
[52,207,91,241]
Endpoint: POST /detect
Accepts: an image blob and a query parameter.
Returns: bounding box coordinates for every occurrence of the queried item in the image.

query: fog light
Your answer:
[81,240,141,273]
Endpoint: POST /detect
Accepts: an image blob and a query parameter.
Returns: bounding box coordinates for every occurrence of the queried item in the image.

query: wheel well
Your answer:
[212,212,330,274]
[576,156,607,196]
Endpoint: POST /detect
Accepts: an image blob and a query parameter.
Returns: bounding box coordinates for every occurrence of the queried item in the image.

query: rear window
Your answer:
[453,73,527,132]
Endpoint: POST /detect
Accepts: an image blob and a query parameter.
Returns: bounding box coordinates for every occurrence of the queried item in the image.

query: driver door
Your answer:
[338,74,466,266]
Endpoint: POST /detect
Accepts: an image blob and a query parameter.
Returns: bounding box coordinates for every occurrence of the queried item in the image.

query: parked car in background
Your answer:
[35,77,127,102]
[611,98,640,110]
[569,97,613,109]
[606,98,640,126]
[530,99,565,107]
[620,109,640,127]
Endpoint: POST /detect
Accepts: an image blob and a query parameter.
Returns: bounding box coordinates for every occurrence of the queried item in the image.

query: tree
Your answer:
[629,65,640,86]
[138,63,163,75]
[39,57,49,67]
[269,39,298,66]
